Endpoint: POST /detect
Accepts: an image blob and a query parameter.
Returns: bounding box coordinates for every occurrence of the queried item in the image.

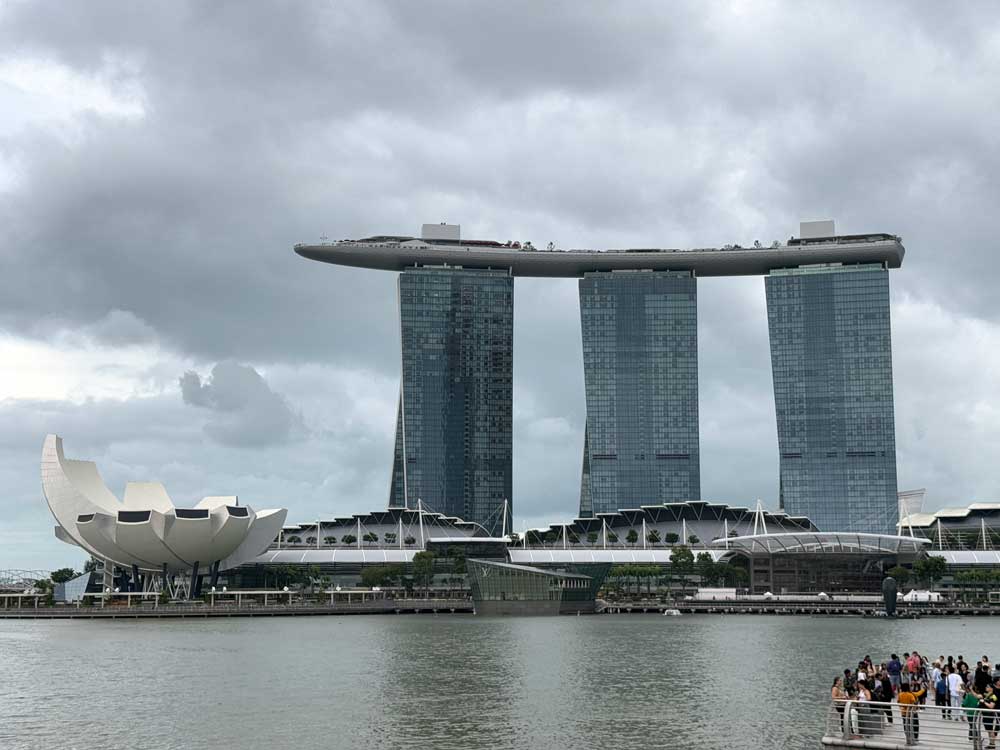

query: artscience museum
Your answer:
[41,434,287,597]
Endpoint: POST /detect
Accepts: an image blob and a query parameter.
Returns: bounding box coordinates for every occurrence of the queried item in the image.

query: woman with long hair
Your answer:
[832,676,849,734]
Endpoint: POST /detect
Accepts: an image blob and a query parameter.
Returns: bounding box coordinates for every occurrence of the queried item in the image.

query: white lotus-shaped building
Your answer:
[41,435,287,582]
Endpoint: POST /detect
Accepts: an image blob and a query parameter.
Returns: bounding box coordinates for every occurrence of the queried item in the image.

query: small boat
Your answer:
[662,609,681,616]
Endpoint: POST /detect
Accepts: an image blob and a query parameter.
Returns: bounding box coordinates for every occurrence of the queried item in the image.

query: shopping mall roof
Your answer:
[715,532,931,556]
[899,503,1000,529]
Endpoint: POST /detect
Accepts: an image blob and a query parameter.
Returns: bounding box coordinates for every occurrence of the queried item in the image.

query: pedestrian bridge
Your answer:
[823,700,996,748]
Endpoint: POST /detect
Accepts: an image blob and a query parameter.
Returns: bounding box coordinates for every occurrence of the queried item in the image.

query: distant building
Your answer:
[296,222,906,524]
[766,222,899,534]
[389,257,513,535]
[466,559,608,615]
[579,271,699,516]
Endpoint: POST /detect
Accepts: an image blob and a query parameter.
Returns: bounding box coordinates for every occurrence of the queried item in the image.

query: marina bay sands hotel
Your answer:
[296,221,904,536]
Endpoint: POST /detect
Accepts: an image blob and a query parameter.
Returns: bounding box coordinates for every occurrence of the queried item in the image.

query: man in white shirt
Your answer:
[947,665,964,719]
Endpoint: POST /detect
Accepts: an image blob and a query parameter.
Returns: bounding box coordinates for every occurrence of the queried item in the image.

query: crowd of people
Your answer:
[831,651,1000,747]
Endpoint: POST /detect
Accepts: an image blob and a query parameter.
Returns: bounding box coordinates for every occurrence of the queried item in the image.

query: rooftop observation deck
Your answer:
[294,232,905,278]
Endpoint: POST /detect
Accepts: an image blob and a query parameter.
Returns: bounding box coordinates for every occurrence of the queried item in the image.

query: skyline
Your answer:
[4,1,1000,569]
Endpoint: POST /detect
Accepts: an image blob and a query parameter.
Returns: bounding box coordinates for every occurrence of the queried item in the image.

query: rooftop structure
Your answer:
[899,501,1000,550]
[294,227,904,278]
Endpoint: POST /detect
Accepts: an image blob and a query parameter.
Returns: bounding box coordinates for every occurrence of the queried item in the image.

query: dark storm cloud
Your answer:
[180,361,304,446]
[2,1,1000,568]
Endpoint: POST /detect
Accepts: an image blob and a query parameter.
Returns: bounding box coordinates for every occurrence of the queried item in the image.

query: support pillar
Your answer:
[188,562,200,600]
[162,563,169,593]
[209,561,220,589]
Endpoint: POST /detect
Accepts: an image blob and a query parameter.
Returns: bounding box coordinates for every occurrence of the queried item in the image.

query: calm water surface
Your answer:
[1,614,997,749]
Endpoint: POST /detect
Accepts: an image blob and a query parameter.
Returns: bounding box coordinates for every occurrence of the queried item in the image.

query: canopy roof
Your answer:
[712,532,931,556]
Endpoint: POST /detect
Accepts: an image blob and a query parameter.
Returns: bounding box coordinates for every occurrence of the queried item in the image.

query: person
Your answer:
[933,661,948,710]
[854,680,873,737]
[964,688,984,750]
[832,676,849,735]
[844,668,857,695]
[899,680,927,745]
[948,665,965,719]
[889,653,904,692]
[908,651,922,684]
[978,662,992,693]
[982,681,998,750]
[857,661,869,685]
[879,670,894,724]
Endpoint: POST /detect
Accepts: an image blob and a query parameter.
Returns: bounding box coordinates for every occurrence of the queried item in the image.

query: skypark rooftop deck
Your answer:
[294,232,905,278]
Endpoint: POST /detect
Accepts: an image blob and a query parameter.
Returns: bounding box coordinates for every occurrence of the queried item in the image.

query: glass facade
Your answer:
[579,271,700,516]
[766,264,898,534]
[389,267,513,535]
[467,559,609,614]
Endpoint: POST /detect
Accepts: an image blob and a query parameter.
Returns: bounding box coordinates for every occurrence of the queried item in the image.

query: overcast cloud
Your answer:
[2,1,1000,569]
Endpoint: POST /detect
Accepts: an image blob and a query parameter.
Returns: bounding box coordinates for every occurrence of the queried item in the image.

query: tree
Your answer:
[626,529,639,546]
[384,532,397,546]
[50,567,78,584]
[687,534,700,545]
[404,535,417,546]
[83,557,99,573]
[887,565,910,585]
[361,566,392,588]
[664,532,679,545]
[696,552,715,584]
[323,536,338,546]
[341,534,357,545]
[911,556,944,587]
[305,536,317,546]
[671,545,695,584]
[587,532,599,545]
[607,532,619,543]
[412,551,436,591]
[362,532,379,544]
[647,529,661,545]
[286,535,302,545]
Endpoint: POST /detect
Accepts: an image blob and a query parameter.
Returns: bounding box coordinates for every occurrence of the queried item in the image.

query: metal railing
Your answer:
[824,699,1000,748]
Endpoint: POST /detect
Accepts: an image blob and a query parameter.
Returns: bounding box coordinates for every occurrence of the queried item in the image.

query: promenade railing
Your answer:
[824,698,999,748]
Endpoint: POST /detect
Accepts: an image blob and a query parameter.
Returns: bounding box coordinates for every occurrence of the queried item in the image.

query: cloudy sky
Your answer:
[2,1,999,570]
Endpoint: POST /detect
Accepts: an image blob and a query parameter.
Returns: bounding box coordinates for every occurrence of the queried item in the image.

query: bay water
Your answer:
[1,614,995,749]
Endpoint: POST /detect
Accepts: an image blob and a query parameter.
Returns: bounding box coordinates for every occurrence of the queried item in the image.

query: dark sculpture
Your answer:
[882,575,898,616]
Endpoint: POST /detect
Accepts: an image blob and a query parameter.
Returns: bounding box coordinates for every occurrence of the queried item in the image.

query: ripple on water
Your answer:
[0,615,994,750]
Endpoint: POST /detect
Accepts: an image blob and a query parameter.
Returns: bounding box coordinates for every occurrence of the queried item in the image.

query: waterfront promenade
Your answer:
[599,599,1000,617]
[0,597,473,619]
[822,701,997,748]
